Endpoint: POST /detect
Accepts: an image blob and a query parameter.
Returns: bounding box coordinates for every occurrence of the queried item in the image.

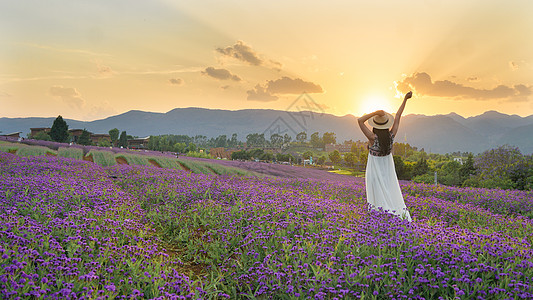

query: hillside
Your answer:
[1,108,532,154]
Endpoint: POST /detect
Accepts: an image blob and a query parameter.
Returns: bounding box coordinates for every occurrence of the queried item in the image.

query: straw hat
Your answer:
[368,112,394,129]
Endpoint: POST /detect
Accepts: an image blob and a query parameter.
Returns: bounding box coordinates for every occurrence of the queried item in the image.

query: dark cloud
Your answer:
[216,41,263,66]
[396,72,532,101]
[216,40,282,69]
[202,67,241,81]
[467,76,479,82]
[49,85,85,108]
[168,78,184,85]
[515,84,532,96]
[247,84,279,102]
[246,76,323,102]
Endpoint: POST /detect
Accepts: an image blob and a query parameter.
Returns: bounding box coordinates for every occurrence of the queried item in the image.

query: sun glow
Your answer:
[359,95,394,115]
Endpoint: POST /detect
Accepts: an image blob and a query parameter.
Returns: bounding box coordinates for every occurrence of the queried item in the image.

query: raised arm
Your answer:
[390,91,412,136]
[358,110,385,141]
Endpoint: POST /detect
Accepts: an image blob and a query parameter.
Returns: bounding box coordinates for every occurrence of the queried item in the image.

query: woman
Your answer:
[358,91,413,221]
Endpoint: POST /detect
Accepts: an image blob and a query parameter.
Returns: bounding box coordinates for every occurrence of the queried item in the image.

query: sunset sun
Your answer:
[359,95,394,115]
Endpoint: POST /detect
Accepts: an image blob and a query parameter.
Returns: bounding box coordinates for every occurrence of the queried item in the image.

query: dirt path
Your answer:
[148,159,161,168]
[177,161,191,172]
[116,157,128,165]
[83,154,93,162]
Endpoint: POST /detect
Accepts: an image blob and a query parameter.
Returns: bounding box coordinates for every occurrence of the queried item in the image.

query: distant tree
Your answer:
[78,129,92,145]
[351,143,359,153]
[302,151,313,160]
[459,153,476,181]
[270,134,283,148]
[259,152,274,161]
[276,153,295,163]
[214,135,228,148]
[474,145,532,190]
[323,132,336,145]
[283,134,292,145]
[249,148,264,159]
[119,131,128,147]
[98,139,111,147]
[231,150,251,160]
[109,128,119,146]
[412,157,430,177]
[296,132,307,143]
[310,132,324,148]
[393,155,411,180]
[229,133,238,147]
[186,143,197,153]
[317,155,327,165]
[174,142,187,154]
[246,133,266,147]
[50,115,69,143]
[344,152,357,167]
[194,135,207,147]
[437,160,463,186]
[329,150,341,164]
[33,131,51,141]
[359,149,369,166]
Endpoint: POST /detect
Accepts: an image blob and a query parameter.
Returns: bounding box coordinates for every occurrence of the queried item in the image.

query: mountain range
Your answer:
[1,108,532,154]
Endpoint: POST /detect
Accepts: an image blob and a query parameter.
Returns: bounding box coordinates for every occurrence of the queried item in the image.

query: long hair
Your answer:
[372,128,392,156]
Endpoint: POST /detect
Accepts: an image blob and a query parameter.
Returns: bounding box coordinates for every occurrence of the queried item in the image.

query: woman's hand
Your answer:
[404,91,413,100]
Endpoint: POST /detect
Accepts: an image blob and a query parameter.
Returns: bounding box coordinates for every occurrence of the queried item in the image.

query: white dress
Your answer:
[365,134,412,221]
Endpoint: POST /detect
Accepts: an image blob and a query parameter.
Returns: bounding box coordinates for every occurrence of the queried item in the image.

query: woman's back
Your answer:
[369,130,394,157]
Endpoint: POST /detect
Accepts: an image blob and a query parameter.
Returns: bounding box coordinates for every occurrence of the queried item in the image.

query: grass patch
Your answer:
[0,141,20,153]
[178,159,257,176]
[151,156,183,170]
[87,150,116,167]
[16,145,57,157]
[177,159,215,174]
[329,169,365,177]
[118,154,150,166]
[58,147,84,160]
[206,163,255,177]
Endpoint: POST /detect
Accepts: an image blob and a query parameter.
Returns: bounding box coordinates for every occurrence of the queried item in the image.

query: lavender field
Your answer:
[1,152,533,299]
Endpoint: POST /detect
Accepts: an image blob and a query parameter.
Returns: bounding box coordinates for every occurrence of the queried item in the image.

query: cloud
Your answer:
[247,84,279,102]
[220,85,230,90]
[97,63,115,77]
[0,91,12,97]
[202,67,241,81]
[83,103,118,121]
[216,40,282,70]
[265,76,323,94]
[246,76,323,102]
[466,76,479,82]
[216,41,262,66]
[49,86,85,108]
[509,61,519,70]
[21,42,111,57]
[168,78,184,85]
[395,72,532,101]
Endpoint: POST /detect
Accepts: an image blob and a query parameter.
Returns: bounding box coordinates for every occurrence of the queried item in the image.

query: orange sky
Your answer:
[1,0,532,121]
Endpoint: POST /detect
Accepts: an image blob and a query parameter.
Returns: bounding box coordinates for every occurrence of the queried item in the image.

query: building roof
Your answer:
[128,136,150,141]
[0,132,22,136]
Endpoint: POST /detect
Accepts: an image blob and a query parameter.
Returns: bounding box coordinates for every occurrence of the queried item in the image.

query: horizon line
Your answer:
[1,107,530,122]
